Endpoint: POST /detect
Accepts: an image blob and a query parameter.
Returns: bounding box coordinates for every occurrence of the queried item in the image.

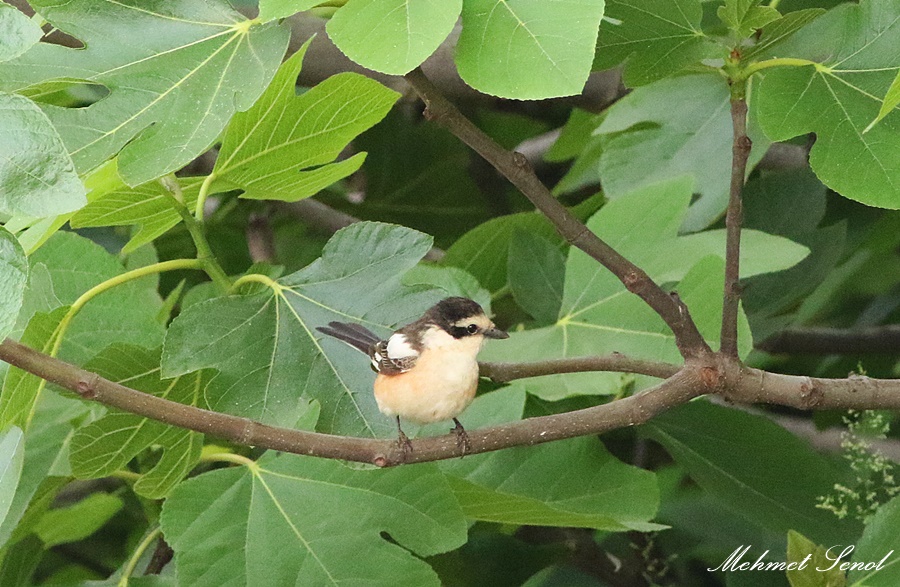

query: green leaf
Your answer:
[0,426,24,528]
[643,400,861,545]
[741,9,825,61]
[0,226,26,340]
[508,229,565,324]
[161,454,466,586]
[33,492,123,547]
[865,70,900,133]
[0,0,290,185]
[0,92,86,217]
[456,0,606,99]
[718,0,781,39]
[848,495,900,586]
[69,345,204,499]
[442,211,563,293]
[597,73,770,231]
[258,0,324,22]
[162,222,443,436]
[70,174,201,255]
[0,307,68,431]
[786,530,846,587]
[755,0,900,209]
[326,0,461,75]
[437,388,662,531]
[0,3,41,63]
[595,0,719,87]
[0,392,88,548]
[212,43,399,202]
[481,177,805,400]
[16,232,165,366]
[401,265,492,315]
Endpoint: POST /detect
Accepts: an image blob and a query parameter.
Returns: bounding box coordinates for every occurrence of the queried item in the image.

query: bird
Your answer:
[316,297,509,455]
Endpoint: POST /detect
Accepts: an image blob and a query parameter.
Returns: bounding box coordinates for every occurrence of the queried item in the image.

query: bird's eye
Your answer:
[466,324,479,334]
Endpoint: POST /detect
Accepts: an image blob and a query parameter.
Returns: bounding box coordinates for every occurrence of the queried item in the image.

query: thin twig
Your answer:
[403,67,711,360]
[758,325,900,355]
[720,95,752,357]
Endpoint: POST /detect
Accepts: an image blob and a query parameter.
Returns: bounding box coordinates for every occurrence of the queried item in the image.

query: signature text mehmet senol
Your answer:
[709,545,894,573]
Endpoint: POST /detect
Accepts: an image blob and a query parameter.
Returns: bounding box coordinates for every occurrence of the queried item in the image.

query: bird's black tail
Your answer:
[316,322,380,354]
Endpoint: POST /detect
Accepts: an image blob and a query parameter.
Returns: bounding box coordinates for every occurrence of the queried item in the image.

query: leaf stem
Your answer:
[201,452,258,469]
[193,173,217,222]
[740,57,819,80]
[118,526,161,587]
[230,272,282,294]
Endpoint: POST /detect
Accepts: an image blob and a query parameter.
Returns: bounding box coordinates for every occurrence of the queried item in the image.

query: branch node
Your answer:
[798,379,824,409]
[512,151,529,169]
[373,455,388,468]
[75,373,100,399]
[699,366,721,390]
[738,135,753,152]
[238,420,257,445]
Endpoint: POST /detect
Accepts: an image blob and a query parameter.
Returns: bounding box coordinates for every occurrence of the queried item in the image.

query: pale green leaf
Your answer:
[456,0,606,99]
[162,222,443,436]
[643,400,861,546]
[402,265,492,315]
[0,3,41,63]
[0,426,24,529]
[0,226,26,340]
[718,0,780,38]
[595,0,719,86]
[33,492,123,547]
[741,9,825,61]
[865,69,900,133]
[756,0,900,208]
[848,495,900,586]
[0,0,290,185]
[0,92,86,217]
[69,345,204,499]
[213,43,399,202]
[597,73,770,231]
[161,454,466,586]
[70,175,202,254]
[786,530,847,587]
[327,0,461,75]
[258,0,324,22]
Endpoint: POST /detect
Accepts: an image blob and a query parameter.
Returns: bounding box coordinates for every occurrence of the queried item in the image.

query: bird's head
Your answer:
[425,297,509,341]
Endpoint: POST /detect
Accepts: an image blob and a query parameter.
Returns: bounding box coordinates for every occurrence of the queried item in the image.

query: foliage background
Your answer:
[0,0,898,585]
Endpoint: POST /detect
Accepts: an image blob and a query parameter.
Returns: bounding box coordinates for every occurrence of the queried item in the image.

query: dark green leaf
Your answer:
[327,0,461,75]
[258,0,323,22]
[161,454,466,586]
[595,0,720,86]
[643,400,861,545]
[508,230,565,324]
[756,0,900,208]
[0,92,86,217]
[33,492,123,547]
[0,0,290,185]
[848,495,900,586]
[456,0,605,99]
[213,43,399,202]
[741,9,825,61]
[162,222,443,436]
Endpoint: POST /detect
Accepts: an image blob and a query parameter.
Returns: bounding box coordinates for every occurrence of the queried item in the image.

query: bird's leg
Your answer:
[451,418,471,456]
[396,416,413,458]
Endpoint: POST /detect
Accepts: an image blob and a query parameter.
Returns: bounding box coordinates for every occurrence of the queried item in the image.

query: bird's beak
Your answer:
[484,327,509,339]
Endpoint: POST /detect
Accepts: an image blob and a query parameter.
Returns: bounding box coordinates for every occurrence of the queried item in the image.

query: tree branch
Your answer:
[480,355,680,383]
[403,67,711,360]
[757,325,900,355]
[720,95,752,358]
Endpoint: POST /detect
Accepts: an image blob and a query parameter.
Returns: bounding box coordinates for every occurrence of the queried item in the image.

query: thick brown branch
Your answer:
[480,355,680,383]
[403,67,711,360]
[0,338,699,467]
[721,97,752,358]
[757,325,900,355]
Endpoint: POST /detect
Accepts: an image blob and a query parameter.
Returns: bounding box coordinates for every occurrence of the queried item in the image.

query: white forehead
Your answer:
[451,314,492,329]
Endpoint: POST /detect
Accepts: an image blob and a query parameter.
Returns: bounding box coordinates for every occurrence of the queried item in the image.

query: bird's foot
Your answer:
[452,418,470,456]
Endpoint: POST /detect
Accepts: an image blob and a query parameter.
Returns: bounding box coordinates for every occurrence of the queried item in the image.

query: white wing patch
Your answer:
[386,333,418,359]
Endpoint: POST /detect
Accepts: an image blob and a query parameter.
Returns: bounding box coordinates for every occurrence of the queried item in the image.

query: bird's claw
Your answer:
[452,418,470,456]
